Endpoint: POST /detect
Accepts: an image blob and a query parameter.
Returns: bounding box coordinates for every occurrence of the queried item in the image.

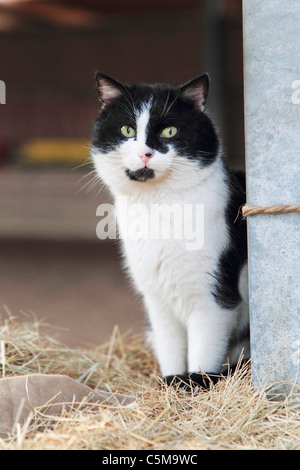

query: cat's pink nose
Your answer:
[139,151,153,166]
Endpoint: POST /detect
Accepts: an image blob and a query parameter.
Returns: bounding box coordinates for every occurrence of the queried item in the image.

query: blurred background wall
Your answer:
[0,0,244,347]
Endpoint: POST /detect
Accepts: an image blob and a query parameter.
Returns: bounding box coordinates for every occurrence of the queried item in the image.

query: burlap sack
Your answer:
[0,374,136,438]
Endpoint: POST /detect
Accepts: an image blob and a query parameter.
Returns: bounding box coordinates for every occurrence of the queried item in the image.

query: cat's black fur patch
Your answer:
[163,372,222,390]
[163,360,250,391]
[211,169,247,309]
[125,167,155,182]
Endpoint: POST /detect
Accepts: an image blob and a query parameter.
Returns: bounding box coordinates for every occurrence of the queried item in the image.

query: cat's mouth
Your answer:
[125,167,155,182]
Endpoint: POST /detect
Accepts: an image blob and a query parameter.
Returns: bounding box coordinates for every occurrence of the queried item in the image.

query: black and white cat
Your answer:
[91,73,249,388]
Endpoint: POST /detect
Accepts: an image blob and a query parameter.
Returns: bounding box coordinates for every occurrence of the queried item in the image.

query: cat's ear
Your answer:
[180,74,209,112]
[95,73,125,110]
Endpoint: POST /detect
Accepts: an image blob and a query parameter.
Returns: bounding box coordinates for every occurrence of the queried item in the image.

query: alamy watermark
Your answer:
[291,80,300,104]
[96,197,205,251]
[0,80,6,104]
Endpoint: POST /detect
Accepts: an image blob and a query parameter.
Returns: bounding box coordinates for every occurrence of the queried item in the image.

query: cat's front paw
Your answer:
[163,374,191,389]
[163,372,223,391]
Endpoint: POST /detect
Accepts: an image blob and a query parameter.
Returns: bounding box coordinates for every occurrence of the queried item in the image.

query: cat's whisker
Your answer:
[76,175,98,195]
[71,158,93,172]
[161,86,171,117]
[75,168,105,196]
[163,90,181,116]
[120,90,139,120]
[116,102,136,122]
[75,169,96,191]
[77,168,96,181]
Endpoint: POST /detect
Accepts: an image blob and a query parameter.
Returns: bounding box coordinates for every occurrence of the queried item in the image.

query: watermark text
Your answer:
[0,80,6,104]
[96,197,205,251]
[291,80,300,104]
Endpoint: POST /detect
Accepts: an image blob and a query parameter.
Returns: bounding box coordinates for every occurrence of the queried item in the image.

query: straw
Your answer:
[0,313,299,450]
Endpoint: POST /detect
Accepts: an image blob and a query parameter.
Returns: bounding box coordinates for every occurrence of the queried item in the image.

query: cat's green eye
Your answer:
[161,126,178,139]
[121,125,136,138]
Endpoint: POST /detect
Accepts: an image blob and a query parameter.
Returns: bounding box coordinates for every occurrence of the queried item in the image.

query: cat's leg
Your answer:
[165,300,239,390]
[186,302,239,389]
[187,305,236,373]
[145,295,187,377]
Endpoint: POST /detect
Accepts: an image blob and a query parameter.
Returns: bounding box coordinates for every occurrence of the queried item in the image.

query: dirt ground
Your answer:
[0,238,144,348]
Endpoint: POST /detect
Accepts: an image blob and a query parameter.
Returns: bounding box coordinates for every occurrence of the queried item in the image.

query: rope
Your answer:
[242,204,300,218]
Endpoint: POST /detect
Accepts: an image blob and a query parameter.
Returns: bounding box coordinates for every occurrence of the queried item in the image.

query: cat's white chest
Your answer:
[114,179,228,304]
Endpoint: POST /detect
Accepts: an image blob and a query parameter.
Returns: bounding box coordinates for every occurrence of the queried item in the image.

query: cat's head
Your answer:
[91,73,219,195]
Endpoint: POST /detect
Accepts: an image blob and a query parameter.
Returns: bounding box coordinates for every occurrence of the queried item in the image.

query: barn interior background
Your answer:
[0,0,244,347]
